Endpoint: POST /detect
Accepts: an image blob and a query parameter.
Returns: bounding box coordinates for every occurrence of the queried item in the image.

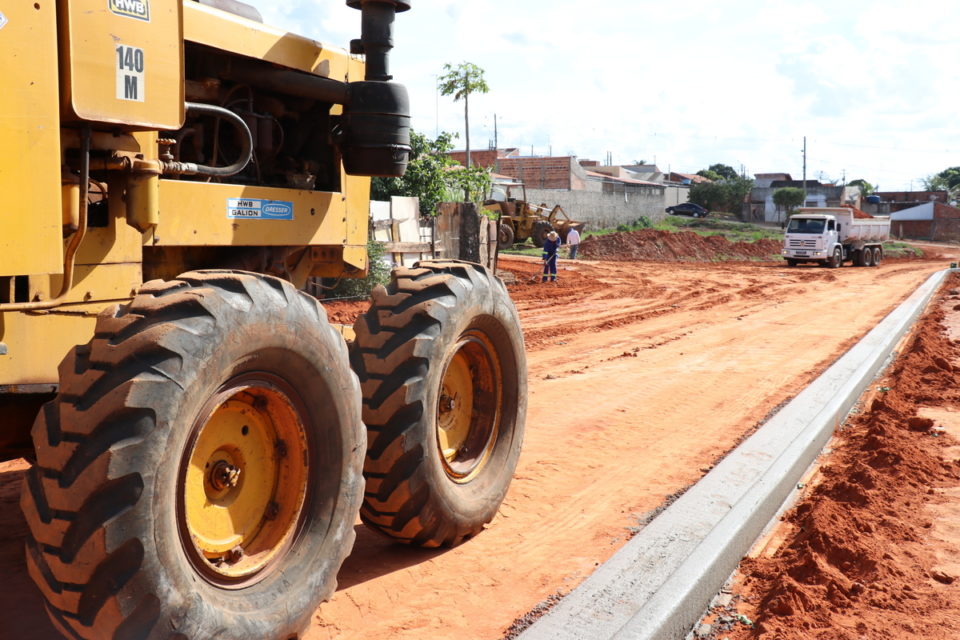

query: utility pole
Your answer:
[433,74,439,138]
[464,67,471,168]
[802,136,807,204]
[493,113,498,150]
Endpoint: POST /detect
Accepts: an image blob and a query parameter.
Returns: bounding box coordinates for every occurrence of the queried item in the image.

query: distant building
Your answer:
[749,174,859,223]
[753,173,793,187]
[448,147,519,168]
[621,164,665,183]
[866,191,950,215]
[494,155,591,190]
[890,202,960,242]
[665,172,712,185]
[583,164,661,186]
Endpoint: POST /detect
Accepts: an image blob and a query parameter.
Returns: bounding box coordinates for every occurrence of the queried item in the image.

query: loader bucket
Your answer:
[556,221,585,242]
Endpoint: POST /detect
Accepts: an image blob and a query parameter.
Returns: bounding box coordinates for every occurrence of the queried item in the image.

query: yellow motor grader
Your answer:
[0,2,527,638]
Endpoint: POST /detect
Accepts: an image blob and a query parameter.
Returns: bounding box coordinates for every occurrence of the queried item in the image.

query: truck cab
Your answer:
[782,214,839,265]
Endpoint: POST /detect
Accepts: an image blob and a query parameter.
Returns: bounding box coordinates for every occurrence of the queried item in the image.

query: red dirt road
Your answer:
[716,273,960,640]
[0,251,955,640]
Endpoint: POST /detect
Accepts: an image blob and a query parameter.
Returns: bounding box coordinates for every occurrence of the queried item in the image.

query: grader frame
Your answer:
[1,2,527,639]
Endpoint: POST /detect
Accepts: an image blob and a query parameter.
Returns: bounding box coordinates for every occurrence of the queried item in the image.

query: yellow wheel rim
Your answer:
[178,374,309,586]
[436,329,503,483]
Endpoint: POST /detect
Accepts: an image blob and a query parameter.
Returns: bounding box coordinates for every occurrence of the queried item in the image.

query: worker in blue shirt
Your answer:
[541,230,560,283]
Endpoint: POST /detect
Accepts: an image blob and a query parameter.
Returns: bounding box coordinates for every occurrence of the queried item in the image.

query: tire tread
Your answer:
[353,262,524,547]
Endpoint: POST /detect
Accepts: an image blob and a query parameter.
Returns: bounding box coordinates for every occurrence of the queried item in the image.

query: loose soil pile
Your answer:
[717,274,960,640]
[578,229,783,262]
[321,299,368,325]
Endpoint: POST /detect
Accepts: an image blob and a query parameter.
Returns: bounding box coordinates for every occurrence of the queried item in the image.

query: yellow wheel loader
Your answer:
[0,2,527,638]
[483,182,585,249]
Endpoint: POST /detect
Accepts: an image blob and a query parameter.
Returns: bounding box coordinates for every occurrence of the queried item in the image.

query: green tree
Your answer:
[773,187,806,224]
[696,169,722,181]
[327,239,391,299]
[707,163,739,180]
[372,131,458,215]
[921,166,960,192]
[439,62,489,168]
[847,179,874,197]
[688,176,754,215]
[445,164,492,207]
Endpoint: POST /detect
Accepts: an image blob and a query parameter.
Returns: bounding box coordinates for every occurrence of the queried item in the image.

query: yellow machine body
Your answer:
[0,2,64,277]
[0,1,381,404]
[60,0,185,129]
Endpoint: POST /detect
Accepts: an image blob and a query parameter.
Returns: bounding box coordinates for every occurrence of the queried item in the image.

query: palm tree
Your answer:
[439,62,489,168]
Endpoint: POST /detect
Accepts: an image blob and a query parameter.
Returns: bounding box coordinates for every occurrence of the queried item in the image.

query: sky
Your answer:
[258,0,960,191]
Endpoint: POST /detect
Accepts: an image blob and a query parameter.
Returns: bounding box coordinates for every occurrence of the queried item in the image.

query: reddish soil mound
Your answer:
[724,274,960,639]
[842,204,875,219]
[321,299,369,325]
[579,229,782,262]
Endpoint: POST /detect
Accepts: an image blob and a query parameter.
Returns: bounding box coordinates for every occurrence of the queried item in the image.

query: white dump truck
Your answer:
[782,207,891,268]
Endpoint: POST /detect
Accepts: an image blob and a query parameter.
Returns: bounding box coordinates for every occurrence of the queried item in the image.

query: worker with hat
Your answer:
[541,230,560,283]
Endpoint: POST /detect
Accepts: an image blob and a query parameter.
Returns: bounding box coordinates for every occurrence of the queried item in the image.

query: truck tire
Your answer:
[531,220,553,248]
[872,246,882,266]
[829,247,842,268]
[20,271,364,640]
[785,258,798,267]
[862,247,873,267]
[351,261,527,547]
[498,223,515,249]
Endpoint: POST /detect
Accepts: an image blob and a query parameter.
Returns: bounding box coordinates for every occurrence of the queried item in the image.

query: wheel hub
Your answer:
[178,375,310,586]
[435,330,503,483]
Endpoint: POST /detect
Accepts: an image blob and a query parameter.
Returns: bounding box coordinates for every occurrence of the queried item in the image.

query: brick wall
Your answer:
[891,205,960,242]
[496,157,575,189]
[448,149,501,168]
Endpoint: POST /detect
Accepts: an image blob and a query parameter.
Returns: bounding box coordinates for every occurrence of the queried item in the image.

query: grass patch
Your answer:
[502,245,545,257]
[882,241,923,258]
[564,215,782,244]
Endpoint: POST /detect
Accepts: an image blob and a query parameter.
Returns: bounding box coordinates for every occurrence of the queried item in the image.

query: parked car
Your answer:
[665,202,709,218]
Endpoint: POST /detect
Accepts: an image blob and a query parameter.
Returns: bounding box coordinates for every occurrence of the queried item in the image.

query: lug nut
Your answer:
[210,460,241,491]
[224,546,244,564]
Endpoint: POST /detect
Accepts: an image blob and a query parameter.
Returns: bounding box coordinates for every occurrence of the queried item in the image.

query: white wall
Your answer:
[525,187,668,230]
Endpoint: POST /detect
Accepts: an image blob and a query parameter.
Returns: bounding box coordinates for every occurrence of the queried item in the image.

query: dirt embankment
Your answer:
[717,275,960,640]
[578,229,783,262]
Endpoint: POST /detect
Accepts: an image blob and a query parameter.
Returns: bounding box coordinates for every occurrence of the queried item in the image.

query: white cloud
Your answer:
[261,0,960,189]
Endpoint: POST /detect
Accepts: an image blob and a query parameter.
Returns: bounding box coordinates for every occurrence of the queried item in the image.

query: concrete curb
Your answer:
[519,269,951,640]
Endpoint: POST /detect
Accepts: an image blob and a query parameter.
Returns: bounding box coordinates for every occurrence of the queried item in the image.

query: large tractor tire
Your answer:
[351,261,527,547]
[497,223,515,250]
[531,220,553,248]
[20,271,364,640]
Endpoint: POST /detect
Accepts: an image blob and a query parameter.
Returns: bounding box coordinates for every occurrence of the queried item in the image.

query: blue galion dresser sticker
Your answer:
[227,198,295,220]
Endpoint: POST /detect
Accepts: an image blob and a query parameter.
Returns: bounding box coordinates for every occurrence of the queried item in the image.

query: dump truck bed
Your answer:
[796,207,890,244]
